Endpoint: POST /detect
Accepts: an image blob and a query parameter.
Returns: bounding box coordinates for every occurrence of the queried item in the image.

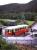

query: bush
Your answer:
[0,36,18,50]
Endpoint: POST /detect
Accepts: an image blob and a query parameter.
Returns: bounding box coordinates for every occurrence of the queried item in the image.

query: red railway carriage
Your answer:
[2,25,29,36]
[15,28,28,36]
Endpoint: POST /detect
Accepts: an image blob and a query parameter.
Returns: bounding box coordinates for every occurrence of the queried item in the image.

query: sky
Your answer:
[0,0,32,5]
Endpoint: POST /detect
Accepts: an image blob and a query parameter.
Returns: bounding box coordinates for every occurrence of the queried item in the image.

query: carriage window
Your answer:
[20,28,22,30]
[12,30,14,32]
[9,30,12,32]
[25,27,26,29]
[15,29,19,31]
[15,29,18,31]
[12,30,15,35]
[23,27,25,29]
[5,29,9,32]
[18,29,20,30]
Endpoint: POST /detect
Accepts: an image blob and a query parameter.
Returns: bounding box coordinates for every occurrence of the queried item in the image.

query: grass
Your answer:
[26,20,35,25]
[0,19,35,26]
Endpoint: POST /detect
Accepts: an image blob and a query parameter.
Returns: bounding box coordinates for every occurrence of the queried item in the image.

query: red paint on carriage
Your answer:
[15,28,28,36]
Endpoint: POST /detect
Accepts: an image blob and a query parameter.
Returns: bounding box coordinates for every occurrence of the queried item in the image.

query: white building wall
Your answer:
[32,23,37,30]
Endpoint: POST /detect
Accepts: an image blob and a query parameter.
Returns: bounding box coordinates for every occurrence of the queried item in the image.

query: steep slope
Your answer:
[0,0,37,13]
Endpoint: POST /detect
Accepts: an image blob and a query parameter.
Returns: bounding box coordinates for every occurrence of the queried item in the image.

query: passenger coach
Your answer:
[2,24,29,36]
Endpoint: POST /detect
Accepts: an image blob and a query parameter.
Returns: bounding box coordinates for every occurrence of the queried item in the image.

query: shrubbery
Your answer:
[0,36,18,50]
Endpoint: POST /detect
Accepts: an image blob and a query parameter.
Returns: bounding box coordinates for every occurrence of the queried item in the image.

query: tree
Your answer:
[34,16,37,21]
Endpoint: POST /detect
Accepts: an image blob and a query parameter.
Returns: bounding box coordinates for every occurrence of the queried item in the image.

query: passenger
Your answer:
[12,30,15,36]
[8,30,12,36]
[5,30,9,36]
